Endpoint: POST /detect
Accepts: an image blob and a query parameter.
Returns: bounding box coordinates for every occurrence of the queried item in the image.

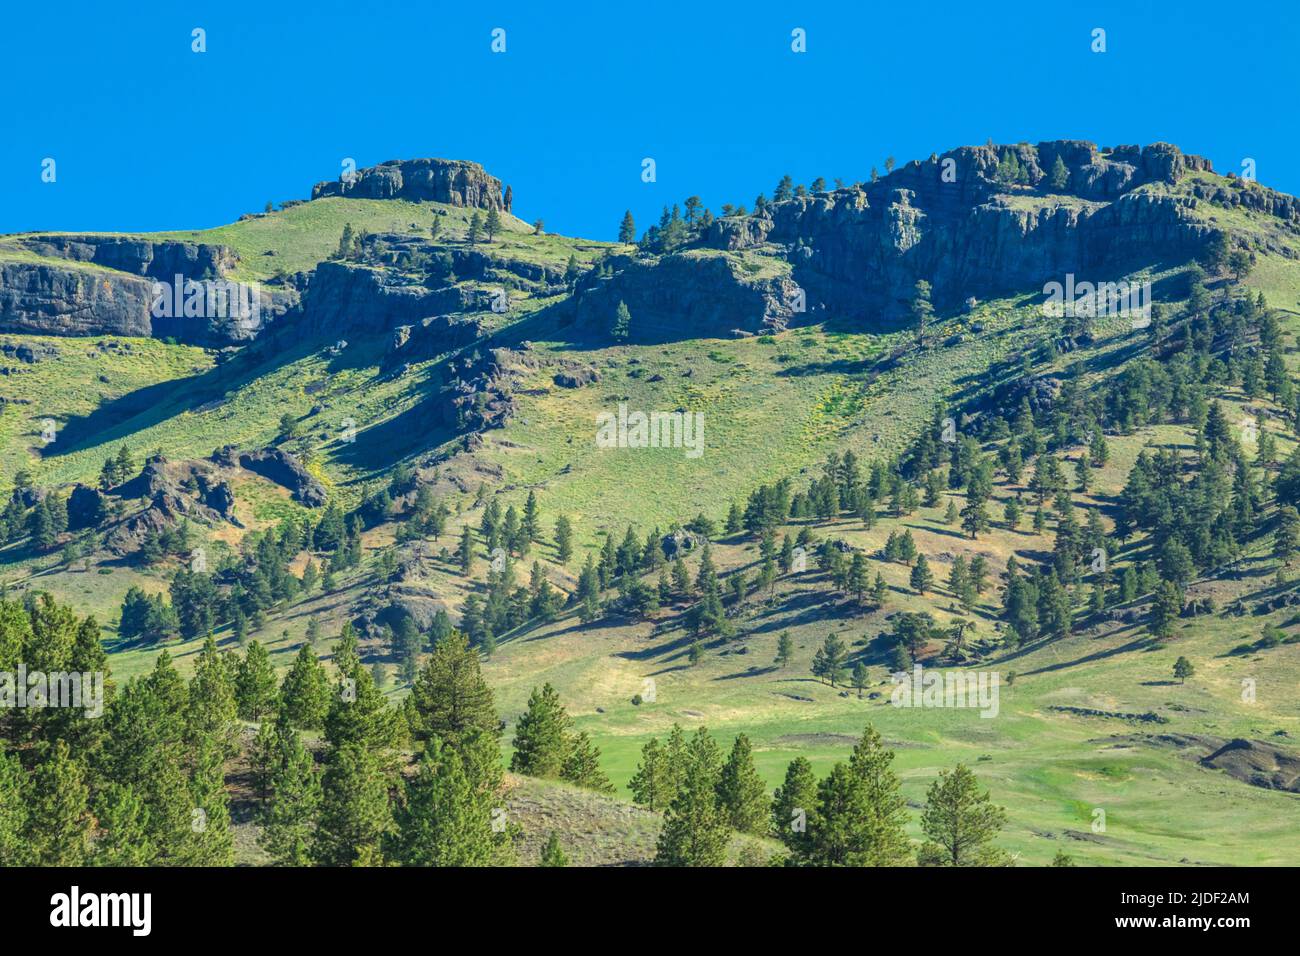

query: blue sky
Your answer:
[2,0,1296,241]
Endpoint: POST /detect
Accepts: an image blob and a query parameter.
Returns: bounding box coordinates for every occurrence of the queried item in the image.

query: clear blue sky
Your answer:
[2,0,1296,241]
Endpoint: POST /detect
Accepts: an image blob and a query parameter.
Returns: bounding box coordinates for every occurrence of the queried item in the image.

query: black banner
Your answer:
[1,866,1277,942]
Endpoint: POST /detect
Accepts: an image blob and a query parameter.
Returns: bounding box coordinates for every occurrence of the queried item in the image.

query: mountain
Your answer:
[3,140,1300,867]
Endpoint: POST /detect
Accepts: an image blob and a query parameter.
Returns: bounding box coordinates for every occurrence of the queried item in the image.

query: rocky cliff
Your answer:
[570,251,802,342]
[0,235,296,346]
[704,141,1290,324]
[310,158,510,211]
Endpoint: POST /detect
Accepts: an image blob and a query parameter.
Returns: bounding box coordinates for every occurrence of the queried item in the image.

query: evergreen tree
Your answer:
[912,279,934,346]
[390,738,496,867]
[715,734,769,835]
[811,632,848,686]
[186,635,239,758]
[235,640,280,720]
[918,764,1009,866]
[312,741,391,866]
[91,783,154,866]
[484,207,501,242]
[280,644,331,730]
[1048,154,1070,190]
[618,210,636,244]
[562,730,615,793]
[540,830,569,866]
[510,683,572,778]
[258,716,321,866]
[775,630,794,668]
[26,740,92,865]
[554,515,573,564]
[910,553,935,594]
[654,729,728,867]
[0,751,29,866]
[629,737,673,810]
[409,631,500,757]
[1149,580,1182,639]
[612,300,631,342]
[771,757,818,856]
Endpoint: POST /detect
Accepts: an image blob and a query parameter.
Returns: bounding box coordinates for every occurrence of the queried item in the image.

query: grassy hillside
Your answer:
[5,157,1300,866]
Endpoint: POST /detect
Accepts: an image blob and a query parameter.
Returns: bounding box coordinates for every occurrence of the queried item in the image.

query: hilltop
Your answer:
[2,140,1300,865]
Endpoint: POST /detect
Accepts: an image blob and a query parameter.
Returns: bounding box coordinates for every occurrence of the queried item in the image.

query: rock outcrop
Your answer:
[570,251,802,342]
[103,455,243,555]
[0,236,296,346]
[699,140,1287,326]
[214,446,327,507]
[311,159,510,211]
[16,234,236,280]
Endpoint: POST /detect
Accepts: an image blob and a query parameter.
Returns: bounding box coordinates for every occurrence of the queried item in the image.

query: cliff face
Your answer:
[706,141,1264,323]
[310,158,509,211]
[0,260,155,337]
[300,260,484,338]
[16,234,236,279]
[570,252,802,342]
[0,235,296,346]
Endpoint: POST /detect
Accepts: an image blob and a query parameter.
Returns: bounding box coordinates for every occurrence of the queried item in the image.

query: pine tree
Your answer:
[467,210,484,243]
[775,630,794,668]
[312,742,391,866]
[459,525,475,576]
[912,279,934,347]
[554,515,573,565]
[1173,656,1195,684]
[618,210,636,244]
[26,740,91,865]
[654,728,728,866]
[540,830,569,866]
[280,644,331,730]
[235,640,280,720]
[910,553,935,594]
[771,757,818,856]
[186,634,239,758]
[1048,154,1070,190]
[852,661,868,698]
[871,572,889,608]
[185,738,235,865]
[409,631,501,757]
[510,683,572,778]
[1149,580,1182,639]
[806,725,911,867]
[629,737,673,810]
[91,784,154,866]
[562,730,615,793]
[811,632,848,686]
[390,738,496,867]
[918,764,1008,866]
[484,207,501,242]
[0,750,30,866]
[715,734,770,835]
[612,300,631,342]
[258,716,321,866]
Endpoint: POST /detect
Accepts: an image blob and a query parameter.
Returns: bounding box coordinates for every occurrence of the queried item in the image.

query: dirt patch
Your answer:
[1106,732,1300,793]
[1200,738,1300,793]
